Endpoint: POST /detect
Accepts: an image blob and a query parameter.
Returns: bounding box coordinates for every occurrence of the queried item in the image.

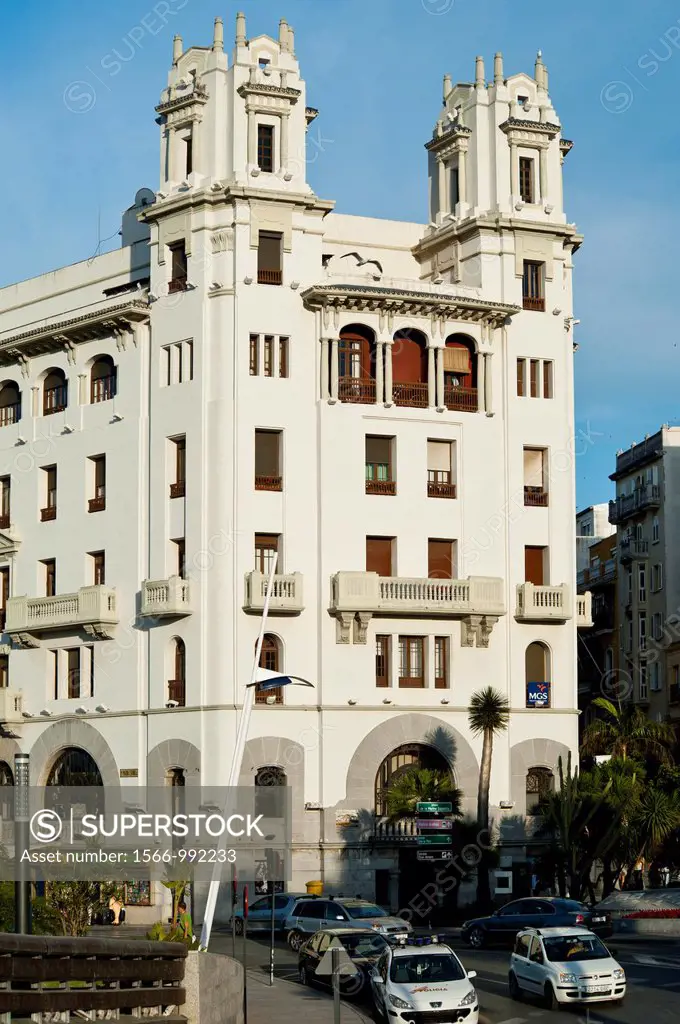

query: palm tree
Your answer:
[468,687,510,907]
[581,697,675,763]
[384,767,462,820]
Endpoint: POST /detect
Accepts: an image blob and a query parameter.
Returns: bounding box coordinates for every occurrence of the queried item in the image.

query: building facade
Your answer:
[576,528,618,732]
[0,13,588,919]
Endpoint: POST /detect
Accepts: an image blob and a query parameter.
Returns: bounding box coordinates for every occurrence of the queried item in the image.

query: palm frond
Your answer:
[468,687,510,737]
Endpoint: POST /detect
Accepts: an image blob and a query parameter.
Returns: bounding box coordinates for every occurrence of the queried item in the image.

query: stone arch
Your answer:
[240,735,305,841]
[28,721,119,789]
[510,737,571,817]
[147,739,201,788]
[344,714,479,816]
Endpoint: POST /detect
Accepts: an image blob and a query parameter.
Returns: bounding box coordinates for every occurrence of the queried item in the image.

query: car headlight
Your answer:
[459,988,477,1006]
[613,969,625,980]
[559,972,577,984]
[388,993,414,1009]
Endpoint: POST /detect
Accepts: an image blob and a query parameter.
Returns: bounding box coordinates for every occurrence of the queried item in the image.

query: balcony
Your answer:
[577,592,593,628]
[609,485,661,524]
[43,385,68,415]
[255,475,283,492]
[331,571,505,620]
[40,506,57,522]
[0,688,23,726]
[515,583,572,623]
[619,538,648,562]
[244,571,304,615]
[169,481,186,499]
[522,296,545,312]
[338,377,376,404]
[0,514,9,530]
[0,403,21,427]
[443,386,477,413]
[524,486,548,507]
[427,476,456,498]
[88,496,106,513]
[167,679,186,706]
[393,382,428,408]
[5,586,118,641]
[373,818,418,842]
[257,269,282,286]
[141,577,191,618]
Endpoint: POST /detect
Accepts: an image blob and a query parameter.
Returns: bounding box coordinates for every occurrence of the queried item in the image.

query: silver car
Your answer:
[284,897,411,952]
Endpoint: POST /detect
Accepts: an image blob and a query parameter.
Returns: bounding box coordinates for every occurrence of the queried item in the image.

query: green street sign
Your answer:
[416,802,453,814]
[417,835,452,846]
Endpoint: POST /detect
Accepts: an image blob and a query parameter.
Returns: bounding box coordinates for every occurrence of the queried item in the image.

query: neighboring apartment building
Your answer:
[609,428,680,723]
[0,13,589,918]
[576,528,618,731]
[576,503,615,574]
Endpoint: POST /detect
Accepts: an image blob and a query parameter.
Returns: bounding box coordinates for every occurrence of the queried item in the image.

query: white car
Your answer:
[509,926,626,1008]
[370,936,479,1023]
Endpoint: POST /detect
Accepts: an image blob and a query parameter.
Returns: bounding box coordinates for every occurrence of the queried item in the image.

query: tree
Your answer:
[45,881,121,936]
[581,697,674,763]
[468,687,510,907]
[384,767,462,820]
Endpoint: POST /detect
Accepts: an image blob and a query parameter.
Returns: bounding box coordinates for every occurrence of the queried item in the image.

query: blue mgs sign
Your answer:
[526,682,550,708]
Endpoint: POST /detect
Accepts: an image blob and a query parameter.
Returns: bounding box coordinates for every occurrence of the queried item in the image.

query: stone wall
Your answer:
[183,951,243,1024]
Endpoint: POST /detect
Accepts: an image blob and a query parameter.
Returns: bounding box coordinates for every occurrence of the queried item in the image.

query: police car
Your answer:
[509,927,626,1008]
[370,935,479,1023]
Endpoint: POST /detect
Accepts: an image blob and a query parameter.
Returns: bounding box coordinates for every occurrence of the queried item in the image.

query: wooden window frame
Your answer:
[263,336,275,377]
[519,156,535,204]
[44,559,56,598]
[279,336,289,378]
[255,430,282,491]
[376,635,390,688]
[530,359,540,398]
[250,334,259,376]
[255,534,280,575]
[522,260,545,311]
[257,232,283,285]
[91,551,106,586]
[256,634,283,704]
[365,435,395,496]
[257,124,274,173]
[170,437,186,498]
[516,358,526,397]
[398,635,425,688]
[41,465,57,521]
[168,241,188,292]
[543,360,554,399]
[434,636,448,689]
[66,648,80,700]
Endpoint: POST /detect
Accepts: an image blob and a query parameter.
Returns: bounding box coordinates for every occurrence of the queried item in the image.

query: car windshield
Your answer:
[344,903,386,919]
[338,934,388,956]
[389,954,466,984]
[543,936,610,962]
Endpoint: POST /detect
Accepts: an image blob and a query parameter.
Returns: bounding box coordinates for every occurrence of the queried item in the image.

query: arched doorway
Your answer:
[392,329,428,408]
[443,334,477,412]
[47,748,103,786]
[90,355,117,403]
[338,324,376,404]
[374,743,452,817]
[254,766,286,894]
[526,766,554,814]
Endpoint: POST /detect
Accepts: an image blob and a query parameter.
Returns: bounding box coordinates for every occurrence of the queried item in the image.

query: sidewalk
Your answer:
[247,972,371,1023]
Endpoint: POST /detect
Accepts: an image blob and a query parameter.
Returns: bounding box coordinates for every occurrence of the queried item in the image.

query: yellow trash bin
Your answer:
[306,880,323,896]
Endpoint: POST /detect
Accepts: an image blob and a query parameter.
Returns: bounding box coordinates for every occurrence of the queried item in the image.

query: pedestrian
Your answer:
[176,900,193,942]
[109,894,122,926]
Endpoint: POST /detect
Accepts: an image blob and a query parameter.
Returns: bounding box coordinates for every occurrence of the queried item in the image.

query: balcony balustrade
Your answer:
[619,538,648,562]
[392,382,429,408]
[338,377,376,404]
[609,485,661,524]
[141,577,192,618]
[443,386,477,412]
[244,571,304,614]
[524,486,549,507]
[331,571,505,619]
[515,583,572,623]
[5,586,118,640]
[255,475,283,492]
[577,592,593,628]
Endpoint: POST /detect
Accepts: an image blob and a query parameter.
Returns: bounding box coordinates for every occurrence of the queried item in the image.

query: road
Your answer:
[210,928,680,1023]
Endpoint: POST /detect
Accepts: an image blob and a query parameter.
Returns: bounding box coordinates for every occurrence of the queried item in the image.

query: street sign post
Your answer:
[416,818,453,830]
[416,802,453,814]
[417,835,452,846]
[417,850,450,862]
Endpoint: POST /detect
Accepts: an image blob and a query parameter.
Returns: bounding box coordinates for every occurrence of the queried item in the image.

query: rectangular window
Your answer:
[522,260,545,311]
[88,455,106,512]
[52,650,59,699]
[428,539,455,580]
[376,635,390,688]
[279,336,289,378]
[257,124,274,172]
[171,437,186,498]
[161,341,193,385]
[255,533,280,575]
[249,334,259,376]
[168,241,188,292]
[516,358,526,397]
[639,564,646,603]
[398,636,425,688]
[184,131,193,177]
[434,637,449,689]
[519,156,535,204]
[91,551,105,586]
[40,465,57,521]
[257,231,283,285]
[671,665,680,704]
[626,567,633,604]
[652,612,663,641]
[639,661,648,701]
[627,617,633,652]
[255,430,282,490]
[529,359,539,398]
[450,166,459,209]
[652,563,663,592]
[0,566,9,632]
[67,648,80,700]
[427,440,455,498]
[523,447,548,505]
[525,546,546,586]
[653,516,660,543]
[263,336,274,377]
[173,538,186,579]
[543,361,554,399]
[0,476,9,528]
[365,436,395,495]
[650,661,661,692]
[639,613,647,651]
[0,652,7,689]
[87,645,95,697]
[43,559,56,597]
[366,537,394,577]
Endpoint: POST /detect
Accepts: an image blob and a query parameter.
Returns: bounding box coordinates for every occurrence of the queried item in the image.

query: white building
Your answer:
[0,13,589,919]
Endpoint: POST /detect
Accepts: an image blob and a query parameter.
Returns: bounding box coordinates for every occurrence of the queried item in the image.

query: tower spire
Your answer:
[279,18,290,52]
[235,11,246,47]
[443,74,452,103]
[535,50,546,89]
[212,17,224,52]
[494,52,504,84]
[172,35,183,66]
[475,55,485,89]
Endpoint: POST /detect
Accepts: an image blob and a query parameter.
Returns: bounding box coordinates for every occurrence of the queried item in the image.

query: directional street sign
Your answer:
[417,850,450,862]
[417,835,452,846]
[416,818,453,830]
[416,802,453,814]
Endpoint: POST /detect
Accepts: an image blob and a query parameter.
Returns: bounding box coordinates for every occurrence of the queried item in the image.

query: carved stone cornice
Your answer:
[499,118,561,149]
[425,123,472,154]
[237,82,301,102]
[155,83,209,117]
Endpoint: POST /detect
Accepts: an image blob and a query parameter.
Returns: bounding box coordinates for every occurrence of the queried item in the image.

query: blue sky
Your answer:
[2,0,679,507]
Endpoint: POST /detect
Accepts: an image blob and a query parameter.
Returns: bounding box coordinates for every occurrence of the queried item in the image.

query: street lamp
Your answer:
[14,752,31,934]
[199,554,314,950]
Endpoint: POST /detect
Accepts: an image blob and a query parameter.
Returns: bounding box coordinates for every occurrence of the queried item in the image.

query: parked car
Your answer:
[284,897,411,952]
[509,927,626,1008]
[370,936,479,1023]
[298,927,389,996]
[461,898,612,949]
[231,892,308,935]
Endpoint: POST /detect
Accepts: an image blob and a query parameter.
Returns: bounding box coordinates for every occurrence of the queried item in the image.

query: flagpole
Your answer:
[199,553,279,950]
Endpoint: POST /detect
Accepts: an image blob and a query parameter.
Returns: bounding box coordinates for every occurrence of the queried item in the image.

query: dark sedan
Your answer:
[461,897,612,948]
[298,927,389,997]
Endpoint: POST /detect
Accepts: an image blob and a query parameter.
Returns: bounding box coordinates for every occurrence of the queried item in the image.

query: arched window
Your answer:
[374,743,451,816]
[169,638,186,706]
[0,760,13,820]
[167,768,186,821]
[0,381,21,427]
[392,329,428,408]
[43,368,68,416]
[256,634,282,705]
[47,748,102,786]
[338,324,376,404]
[90,355,117,403]
[526,767,554,814]
[443,334,477,412]
[254,765,286,818]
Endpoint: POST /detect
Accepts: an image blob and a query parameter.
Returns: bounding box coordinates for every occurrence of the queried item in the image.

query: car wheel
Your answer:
[509,972,522,1001]
[288,930,304,953]
[468,926,485,949]
[299,965,309,986]
[234,919,244,936]
[544,982,559,1011]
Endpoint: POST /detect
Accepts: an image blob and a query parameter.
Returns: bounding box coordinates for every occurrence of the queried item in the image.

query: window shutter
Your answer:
[442,347,470,373]
[427,440,450,471]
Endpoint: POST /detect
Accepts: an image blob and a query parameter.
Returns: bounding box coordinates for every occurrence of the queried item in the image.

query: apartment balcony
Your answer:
[515,583,572,623]
[609,485,661,524]
[0,689,23,726]
[619,538,649,562]
[393,382,429,409]
[141,576,192,618]
[522,296,545,312]
[0,514,10,530]
[443,386,477,412]
[524,486,549,507]
[577,592,593,628]
[5,586,118,643]
[338,377,376,404]
[244,571,304,615]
